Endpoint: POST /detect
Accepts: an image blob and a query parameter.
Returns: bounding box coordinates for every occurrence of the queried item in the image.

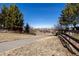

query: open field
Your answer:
[0,32,35,43]
[0,35,73,56]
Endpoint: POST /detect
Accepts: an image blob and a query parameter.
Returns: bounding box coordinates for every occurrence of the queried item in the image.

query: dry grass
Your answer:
[0,36,73,56]
[0,32,34,42]
[71,33,79,40]
[67,32,79,40]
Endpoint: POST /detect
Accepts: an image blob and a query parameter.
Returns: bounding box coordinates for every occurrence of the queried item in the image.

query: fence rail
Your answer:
[62,33,79,43]
[58,33,79,56]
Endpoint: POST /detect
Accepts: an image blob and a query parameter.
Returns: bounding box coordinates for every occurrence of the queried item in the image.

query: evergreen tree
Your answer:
[0,4,26,33]
[0,13,3,28]
[9,4,24,31]
[59,3,79,30]
[25,23,30,33]
[1,4,9,29]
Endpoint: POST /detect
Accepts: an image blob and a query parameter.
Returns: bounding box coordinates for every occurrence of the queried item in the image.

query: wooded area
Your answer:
[58,4,79,32]
[0,4,30,33]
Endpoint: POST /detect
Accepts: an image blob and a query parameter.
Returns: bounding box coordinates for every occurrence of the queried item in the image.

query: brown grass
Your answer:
[0,32,34,42]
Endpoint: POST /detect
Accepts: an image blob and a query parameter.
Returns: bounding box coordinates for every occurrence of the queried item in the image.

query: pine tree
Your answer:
[25,23,30,33]
[9,4,24,31]
[59,3,79,30]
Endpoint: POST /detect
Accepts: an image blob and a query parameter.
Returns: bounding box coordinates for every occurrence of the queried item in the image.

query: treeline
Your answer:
[0,4,30,33]
[58,4,79,31]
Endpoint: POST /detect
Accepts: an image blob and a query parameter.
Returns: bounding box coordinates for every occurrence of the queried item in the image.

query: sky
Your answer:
[0,3,65,28]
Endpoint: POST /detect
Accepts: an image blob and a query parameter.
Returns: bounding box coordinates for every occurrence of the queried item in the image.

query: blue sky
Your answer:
[0,3,65,28]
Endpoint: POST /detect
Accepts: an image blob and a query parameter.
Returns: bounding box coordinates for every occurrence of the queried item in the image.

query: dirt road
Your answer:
[0,35,73,56]
[0,35,52,52]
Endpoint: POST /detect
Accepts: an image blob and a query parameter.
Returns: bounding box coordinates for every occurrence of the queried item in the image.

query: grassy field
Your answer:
[0,36,73,56]
[0,32,34,43]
